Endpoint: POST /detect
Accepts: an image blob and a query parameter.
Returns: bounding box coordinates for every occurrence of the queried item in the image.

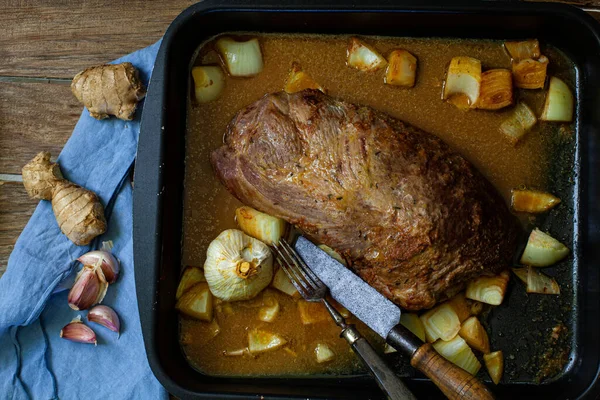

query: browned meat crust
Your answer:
[211,90,518,310]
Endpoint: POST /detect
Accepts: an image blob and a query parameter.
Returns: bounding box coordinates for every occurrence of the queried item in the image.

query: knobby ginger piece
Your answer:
[22,152,107,246]
[71,62,146,120]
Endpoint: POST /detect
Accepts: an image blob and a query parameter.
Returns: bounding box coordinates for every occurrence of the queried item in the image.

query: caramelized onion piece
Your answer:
[347,37,386,72]
[512,56,548,89]
[511,189,561,213]
[420,303,461,342]
[475,69,513,110]
[526,266,560,295]
[499,102,537,145]
[540,76,574,122]
[520,228,569,267]
[504,39,541,62]
[484,351,504,384]
[443,56,482,109]
[385,49,417,87]
[458,316,490,353]
[433,335,481,375]
[465,270,510,306]
[284,62,325,94]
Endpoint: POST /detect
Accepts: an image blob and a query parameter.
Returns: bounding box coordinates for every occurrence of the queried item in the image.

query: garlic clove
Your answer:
[78,249,120,283]
[60,316,97,345]
[68,267,101,310]
[88,305,120,334]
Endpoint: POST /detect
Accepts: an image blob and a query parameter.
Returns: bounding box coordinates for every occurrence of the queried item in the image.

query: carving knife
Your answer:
[294,236,494,400]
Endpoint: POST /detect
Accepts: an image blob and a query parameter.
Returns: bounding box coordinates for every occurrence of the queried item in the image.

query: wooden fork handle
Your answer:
[387,324,494,400]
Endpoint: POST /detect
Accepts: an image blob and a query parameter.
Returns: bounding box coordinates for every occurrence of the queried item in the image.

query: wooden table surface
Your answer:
[0,1,598,278]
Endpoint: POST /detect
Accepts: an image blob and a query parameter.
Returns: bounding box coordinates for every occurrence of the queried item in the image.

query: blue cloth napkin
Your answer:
[0,41,168,400]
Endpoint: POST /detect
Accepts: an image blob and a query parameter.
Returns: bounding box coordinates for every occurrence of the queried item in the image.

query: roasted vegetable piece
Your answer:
[512,56,548,89]
[176,266,206,299]
[443,56,482,109]
[176,283,214,321]
[526,266,560,295]
[504,39,541,62]
[22,152,106,246]
[433,335,482,375]
[248,329,287,354]
[420,303,461,342]
[315,343,335,363]
[475,69,513,110]
[400,313,426,342]
[385,49,417,87]
[458,316,490,353]
[511,189,561,213]
[499,101,537,145]
[297,300,329,325]
[484,351,504,384]
[512,267,528,283]
[204,229,273,301]
[271,267,299,297]
[318,244,347,266]
[216,37,264,77]
[258,290,280,322]
[192,66,225,104]
[284,62,325,94]
[446,292,472,323]
[520,228,569,267]
[347,37,386,72]
[235,206,287,245]
[540,77,574,122]
[465,270,510,306]
[71,62,146,120]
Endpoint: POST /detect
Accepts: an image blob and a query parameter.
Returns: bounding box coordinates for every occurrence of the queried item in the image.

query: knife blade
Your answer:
[294,236,401,339]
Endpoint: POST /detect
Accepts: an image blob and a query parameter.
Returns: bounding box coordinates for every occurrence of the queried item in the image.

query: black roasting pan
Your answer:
[133,1,600,398]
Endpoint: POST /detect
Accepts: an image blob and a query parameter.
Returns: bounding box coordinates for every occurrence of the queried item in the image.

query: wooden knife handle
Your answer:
[410,343,494,400]
[387,324,494,400]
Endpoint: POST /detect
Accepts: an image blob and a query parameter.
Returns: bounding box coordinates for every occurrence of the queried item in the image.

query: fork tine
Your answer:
[279,239,324,289]
[278,240,319,290]
[272,243,311,297]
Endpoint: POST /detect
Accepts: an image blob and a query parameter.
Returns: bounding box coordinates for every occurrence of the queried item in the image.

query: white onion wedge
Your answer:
[443,56,482,109]
[499,102,537,145]
[400,313,426,342]
[433,336,482,375]
[540,76,574,122]
[175,283,213,321]
[484,351,504,384]
[420,303,461,342]
[248,329,287,354]
[216,37,264,77]
[318,244,347,266]
[284,62,325,94]
[191,66,224,104]
[385,49,417,87]
[458,316,490,353]
[475,69,513,110]
[446,292,471,323]
[511,189,561,213]
[347,37,386,72]
[271,267,299,297]
[466,270,510,306]
[235,206,287,245]
[504,39,541,62]
[526,266,560,295]
[176,266,206,299]
[315,343,335,363]
[512,56,548,89]
[520,228,569,267]
[258,290,280,322]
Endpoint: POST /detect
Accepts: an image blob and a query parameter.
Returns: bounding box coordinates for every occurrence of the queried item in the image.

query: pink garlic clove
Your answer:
[78,250,120,284]
[60,316,97,345]
[88,305,120,334]
[68,267,100,310]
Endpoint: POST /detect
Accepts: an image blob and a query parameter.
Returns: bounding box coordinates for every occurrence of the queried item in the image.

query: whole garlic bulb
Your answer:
[204,229,273,301]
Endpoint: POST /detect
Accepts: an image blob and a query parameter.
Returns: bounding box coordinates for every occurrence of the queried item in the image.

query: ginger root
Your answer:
[71,62,146,121]
[22,152,107,246]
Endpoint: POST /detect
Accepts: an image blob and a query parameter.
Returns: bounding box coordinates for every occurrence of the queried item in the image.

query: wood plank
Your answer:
[0,181,38,277]
[0,80,80,174]
[0,0,194,78]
